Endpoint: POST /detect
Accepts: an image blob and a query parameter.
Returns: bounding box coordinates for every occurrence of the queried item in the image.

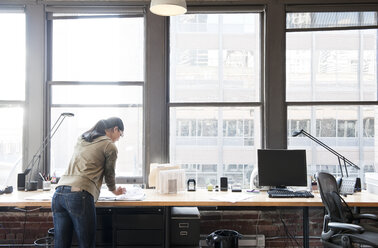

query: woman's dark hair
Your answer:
[82,117,124,142]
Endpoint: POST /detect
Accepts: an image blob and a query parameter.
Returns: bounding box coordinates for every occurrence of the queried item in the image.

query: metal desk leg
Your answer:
[303,207,309,248]
[165,206,170,248]
[354,206,360,224]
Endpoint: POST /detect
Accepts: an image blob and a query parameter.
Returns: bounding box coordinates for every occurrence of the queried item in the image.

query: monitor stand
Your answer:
[270,186,289,191]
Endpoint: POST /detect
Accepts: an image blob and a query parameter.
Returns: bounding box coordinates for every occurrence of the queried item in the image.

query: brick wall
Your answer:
[0,207,377,247]
[0,207,53,246]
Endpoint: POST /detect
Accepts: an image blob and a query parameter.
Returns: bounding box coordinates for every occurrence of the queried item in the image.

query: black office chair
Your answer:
[317,172,378,248]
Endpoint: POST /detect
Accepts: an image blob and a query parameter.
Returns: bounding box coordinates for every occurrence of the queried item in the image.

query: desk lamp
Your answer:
[18,113,74,191]
[292,129,360,191]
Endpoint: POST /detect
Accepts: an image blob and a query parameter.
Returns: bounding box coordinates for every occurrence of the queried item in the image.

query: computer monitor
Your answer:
[257,149,307,189]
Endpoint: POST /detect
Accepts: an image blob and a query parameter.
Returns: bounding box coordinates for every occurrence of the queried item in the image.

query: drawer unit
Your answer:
[116,209,164,229]
[170,207,200,246]
[71,207,166,248]
[115,207,165,247]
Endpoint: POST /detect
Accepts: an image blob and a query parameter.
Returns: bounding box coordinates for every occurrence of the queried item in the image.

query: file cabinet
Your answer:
[170,207,200,246]
[115,207,165,247]
[72,207,166,248]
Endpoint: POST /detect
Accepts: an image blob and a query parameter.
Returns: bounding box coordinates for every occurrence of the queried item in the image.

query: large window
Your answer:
[48,9,144,178]
[169,11,262,188]
[286,10,378,183]
[0,10,25,187]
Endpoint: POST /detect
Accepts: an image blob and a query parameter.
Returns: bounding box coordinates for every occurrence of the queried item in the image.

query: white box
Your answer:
[157,169,186,194]
[149,163,180,187]
[365,173,378,195]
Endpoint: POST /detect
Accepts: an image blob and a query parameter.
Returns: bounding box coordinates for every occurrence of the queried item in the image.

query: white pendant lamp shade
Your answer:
[150,0,187,16]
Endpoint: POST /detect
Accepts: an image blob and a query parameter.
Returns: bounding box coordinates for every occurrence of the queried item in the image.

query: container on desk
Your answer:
[157,169,186,194]
[171,207,200,246]
[43,181,51,191]
[26,181,38,191]
[366,173,378,195]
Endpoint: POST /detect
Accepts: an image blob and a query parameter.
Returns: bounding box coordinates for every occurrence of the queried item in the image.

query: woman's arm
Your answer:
[104,142,126,195]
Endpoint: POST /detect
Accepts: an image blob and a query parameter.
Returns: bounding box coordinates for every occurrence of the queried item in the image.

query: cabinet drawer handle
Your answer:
[180,231,188,236]
[179,223,189,228]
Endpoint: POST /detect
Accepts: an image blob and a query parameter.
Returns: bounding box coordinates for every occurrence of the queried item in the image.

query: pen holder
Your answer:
[43,181,51,191]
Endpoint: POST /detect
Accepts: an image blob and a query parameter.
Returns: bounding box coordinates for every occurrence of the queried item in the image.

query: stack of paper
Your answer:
[210,193,254,203]
[24,193,53,201]
[99,186,145,201]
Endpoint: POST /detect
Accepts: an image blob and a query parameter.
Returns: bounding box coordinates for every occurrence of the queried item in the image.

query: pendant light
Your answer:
[150,0,187,16]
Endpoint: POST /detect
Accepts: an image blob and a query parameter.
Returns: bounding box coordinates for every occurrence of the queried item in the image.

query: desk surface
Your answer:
[1,189,378,208]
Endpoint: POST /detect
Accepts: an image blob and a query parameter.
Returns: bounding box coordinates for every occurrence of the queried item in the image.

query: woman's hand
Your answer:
[112,186,126,195]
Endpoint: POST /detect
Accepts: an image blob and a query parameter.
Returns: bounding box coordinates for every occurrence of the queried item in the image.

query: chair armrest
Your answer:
[328,222,365,233]
[353,213,378,221]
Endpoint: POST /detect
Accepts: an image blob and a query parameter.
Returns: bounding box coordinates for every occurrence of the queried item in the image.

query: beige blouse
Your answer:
[58,136,118,202]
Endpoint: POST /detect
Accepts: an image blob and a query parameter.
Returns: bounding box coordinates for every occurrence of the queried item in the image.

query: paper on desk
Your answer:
[98,186,145,201]
[24,193,53,201]
[210,193,253,203]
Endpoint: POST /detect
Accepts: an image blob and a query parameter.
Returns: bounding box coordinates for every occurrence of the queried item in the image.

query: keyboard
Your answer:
[268,189,314,198]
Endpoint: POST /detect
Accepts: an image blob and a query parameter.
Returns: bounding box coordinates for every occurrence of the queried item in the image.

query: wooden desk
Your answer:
[1,189,378,248]
[1,189,378,208]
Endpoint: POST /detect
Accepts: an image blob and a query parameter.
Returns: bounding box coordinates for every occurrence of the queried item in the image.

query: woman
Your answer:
[52,117,126,248]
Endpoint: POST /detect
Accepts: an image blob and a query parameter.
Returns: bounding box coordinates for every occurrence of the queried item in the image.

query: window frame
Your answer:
[0,6,26,187]
[285,5,378,180]
[168,6,265,187]
[45,6,146,183]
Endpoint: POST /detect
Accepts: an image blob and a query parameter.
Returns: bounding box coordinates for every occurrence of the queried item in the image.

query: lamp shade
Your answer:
[150,0,187,16]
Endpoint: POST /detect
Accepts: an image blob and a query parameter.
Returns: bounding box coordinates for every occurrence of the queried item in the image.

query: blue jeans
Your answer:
[52,186,96,248]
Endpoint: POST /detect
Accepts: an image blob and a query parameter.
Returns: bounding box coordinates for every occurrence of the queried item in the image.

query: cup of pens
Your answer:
[43,181,51,191]
[40,173,51,191]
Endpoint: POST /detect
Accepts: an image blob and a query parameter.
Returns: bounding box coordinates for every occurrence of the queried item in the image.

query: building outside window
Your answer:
[0,10,25,187]
[47,7,144,179]
[287,10,378,183]
[169,10,262,188]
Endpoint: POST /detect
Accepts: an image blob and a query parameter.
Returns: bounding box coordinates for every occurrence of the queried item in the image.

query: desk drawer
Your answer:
[171,219,200,246]
[116,229,164,245]
[116,213,163,229]
[115,207,164,229]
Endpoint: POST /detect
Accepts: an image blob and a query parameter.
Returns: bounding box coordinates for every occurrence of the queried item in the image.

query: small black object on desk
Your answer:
[0,186,13,194]
[231,184,242,192]
[26,181,38,191]
[187,179,196,191]
[220,177,228,191]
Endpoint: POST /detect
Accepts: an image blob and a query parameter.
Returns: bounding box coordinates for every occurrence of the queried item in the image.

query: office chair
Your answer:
[317,172,378,248]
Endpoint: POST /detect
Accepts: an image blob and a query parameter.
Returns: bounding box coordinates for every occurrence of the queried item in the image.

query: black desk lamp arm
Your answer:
[24,113,73,175]
[293,129,360,177]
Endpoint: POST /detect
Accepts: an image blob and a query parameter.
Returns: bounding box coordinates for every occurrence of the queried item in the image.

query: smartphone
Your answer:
[220,177,228,191]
